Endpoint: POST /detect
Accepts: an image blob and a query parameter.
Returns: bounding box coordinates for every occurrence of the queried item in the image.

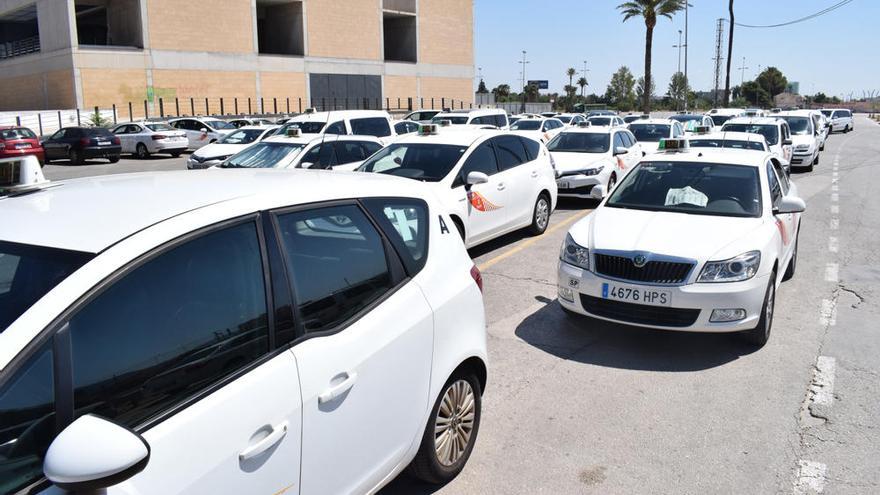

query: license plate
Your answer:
[602,282,671,307]
[97,141,111,146]
[15,143,31,149]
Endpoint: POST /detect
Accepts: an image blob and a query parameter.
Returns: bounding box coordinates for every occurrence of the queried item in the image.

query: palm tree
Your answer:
[577,77,588,97]
[618,0,686,112]
[566,68,577,92]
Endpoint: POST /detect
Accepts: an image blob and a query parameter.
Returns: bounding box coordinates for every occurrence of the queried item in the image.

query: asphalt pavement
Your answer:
[42,118,880,494]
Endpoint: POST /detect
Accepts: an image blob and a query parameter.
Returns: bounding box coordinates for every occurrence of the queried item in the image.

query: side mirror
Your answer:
[782,139,793,146]
[200,128,208,134]
[590,185,606,200]
[300,161,315,169]
[613,146,628,156]
[773,195,806,215]
[466,171,489,186]
[44,415,150,492]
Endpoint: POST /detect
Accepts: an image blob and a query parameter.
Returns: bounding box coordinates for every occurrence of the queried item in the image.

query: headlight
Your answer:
[579,165,604,176]
[560,233,590,271]
[698,251,761,283]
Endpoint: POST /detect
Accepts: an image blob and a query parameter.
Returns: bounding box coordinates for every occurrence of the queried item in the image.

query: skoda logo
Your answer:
[633,254,648,268]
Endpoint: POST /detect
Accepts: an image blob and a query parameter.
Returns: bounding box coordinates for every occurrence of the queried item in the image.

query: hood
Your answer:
[639,141,661,153]
[790,134,815,148]
[550,151,609,174]
[573,206,765,262]
[192,142,248,160]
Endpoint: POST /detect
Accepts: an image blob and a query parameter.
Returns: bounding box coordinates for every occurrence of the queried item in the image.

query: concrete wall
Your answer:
[418,0,472,66]
[260,71,308,111]
[307,0,380,60]
[419,76,473,107]
[147,0,254,53]
[0,69,74,110]
[384,74,416,104]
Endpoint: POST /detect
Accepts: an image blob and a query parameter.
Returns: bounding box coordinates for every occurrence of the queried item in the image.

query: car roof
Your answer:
[287,110,391,123]
[776,110,816,117]
[708,108,746,116]
[642,148,772,167]
[690,131,768,144]
[558,126,615,135]
[391,127,496,146]
[0,170,428,253]
[628,118,675,125]
[724,117,784,126]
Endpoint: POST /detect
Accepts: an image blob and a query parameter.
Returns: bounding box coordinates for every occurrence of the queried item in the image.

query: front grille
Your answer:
[580,294,700,327]
[559,185,595,194]
[594,253,693,285]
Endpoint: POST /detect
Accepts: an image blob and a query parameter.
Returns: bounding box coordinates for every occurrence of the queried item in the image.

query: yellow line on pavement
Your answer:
[477,210,591,271]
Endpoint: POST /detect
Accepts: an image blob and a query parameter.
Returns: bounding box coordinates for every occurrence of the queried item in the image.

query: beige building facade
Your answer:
[0,0,474,115]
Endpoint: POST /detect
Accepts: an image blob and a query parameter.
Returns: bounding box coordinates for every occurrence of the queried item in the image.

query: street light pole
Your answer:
[581,60,590,97]
[684,1,689,112]
[674,30,682,74]
[737,57,748,87]
[519,50,529,113]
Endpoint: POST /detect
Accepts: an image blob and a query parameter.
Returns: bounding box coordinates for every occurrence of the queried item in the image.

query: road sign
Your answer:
[528,80,549,90]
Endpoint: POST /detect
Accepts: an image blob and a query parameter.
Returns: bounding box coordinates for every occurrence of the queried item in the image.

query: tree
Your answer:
[577,77,588,97]
[636,75,655,103]
[86,110,111,128]
[724,0,734,105]
[668,71,689,109]
[605,66,637,111]
[523,83,540,102]
[740,80,770,107]
[812,92,828,104]
[477,79,488,94]
[492,84,510,101]
[756,67,788,99]
[618,0,687,112]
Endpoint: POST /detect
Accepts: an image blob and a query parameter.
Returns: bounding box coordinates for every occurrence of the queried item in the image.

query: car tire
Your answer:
[820,142,825,151]
[108,155,120,164]
[528,193,551,236]
[783,233,798,281]
[69,149,83,165]
[813,154,819,166]
[136,143,150,159]
[408,372,482,485]
[805,161,813,172]
[170,151,182,158]
[741,271,776,348]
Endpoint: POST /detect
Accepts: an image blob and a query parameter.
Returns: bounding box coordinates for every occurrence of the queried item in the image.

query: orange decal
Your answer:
[775,218,790,245]
[616,155,627,170]
[468,191,503,212]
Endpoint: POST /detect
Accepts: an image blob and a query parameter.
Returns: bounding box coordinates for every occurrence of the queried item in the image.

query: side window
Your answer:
[360,141,382,157]
[623,132,636,147]
[541,121,551,132]
[455,142,499,187]
[0,344,55,494]
[494,114,507,128]
[772,160,790,194]
[766,162,783,207]
[470,116,487,126]
[519,136,540,161]
[112,126,126,134]
[493,135,528,171]
[350,118,391,137]
[325,121,346,135]
[275,205,394,333]
[672,123,683,137]
[334,141,367,164]
[300,143,323,167]
[613,132,627,150]
[50,129,65,140]
[363,198,429,275]
[67,222,269,429]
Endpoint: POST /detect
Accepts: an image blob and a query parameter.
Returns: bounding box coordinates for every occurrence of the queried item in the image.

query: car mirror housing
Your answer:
[590,185,606,200]
[44,414,150,492]
[613,146,628,156]
[200,128,208,134]
[466,171,489,186]
[774,196,806,215]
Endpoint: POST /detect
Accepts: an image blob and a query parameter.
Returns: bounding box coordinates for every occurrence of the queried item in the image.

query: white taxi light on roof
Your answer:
[286,127,301,137]
[0,155,48,195]
[577,121,591,128]
[694,125,711,134]
[658,138,689,152]
[418,124,439,136]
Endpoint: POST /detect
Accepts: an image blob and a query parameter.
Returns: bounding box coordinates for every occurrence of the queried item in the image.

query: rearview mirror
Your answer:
[44,415,150,492]
[613,146,628,156]
[590,185,606,200]
[774,195,806,215]
[466,171,489,186]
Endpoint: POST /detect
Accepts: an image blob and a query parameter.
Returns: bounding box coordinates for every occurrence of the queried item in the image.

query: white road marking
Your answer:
[830,205,839,214]
[794,460,827,494]
[812,356,837,406]
[828,237,838,253]
[831,184,839,192]
[831,193,839,202]
[819,299,837,326]
[830,218,839,230]
[825,263,838,282]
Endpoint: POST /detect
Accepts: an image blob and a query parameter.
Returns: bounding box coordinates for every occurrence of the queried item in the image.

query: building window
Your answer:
[256,0,304,56]
[0,4,40,60]
[74,0,143,48]
[383,12,416,63]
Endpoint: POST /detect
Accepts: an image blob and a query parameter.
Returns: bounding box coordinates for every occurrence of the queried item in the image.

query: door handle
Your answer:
[318,371,358,404]
[496,183,506,191]
[239,422,288,461]
[530,170,539,178]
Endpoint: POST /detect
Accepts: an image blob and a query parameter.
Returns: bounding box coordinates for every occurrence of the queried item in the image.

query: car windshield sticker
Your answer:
[665,186,708,208]
[468,191,503,212]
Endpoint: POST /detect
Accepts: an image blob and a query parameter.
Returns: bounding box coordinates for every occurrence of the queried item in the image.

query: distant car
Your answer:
[554,113,588,126]
[707,108,746,126]
[688,131,770,152]
[669,114,716,134]
[548,124,642,199]
[111,121,188,159]
[623,114,649,124]
[402,110,441,124]
[627,118,686,153]
[168,117,236,150]
[187,126,279,169]
[217,134,383,171]
[776,111,822,171]
[820,109,853,133]
[277,110,398,144]
[0,126,45,165]
[586,110,617,118]
[743,108,766,118]
[228,117,274,128]
[508,117,565,143]
[586,116,625,128]
[393,120,420,135]
[721,117,793,172]
[431,109,509,129]
[41,127,121,164]
[540,112,558,118]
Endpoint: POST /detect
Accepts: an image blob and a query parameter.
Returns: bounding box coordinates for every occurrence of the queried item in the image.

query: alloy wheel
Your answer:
[434,379,476,467]
[535,197,550,231]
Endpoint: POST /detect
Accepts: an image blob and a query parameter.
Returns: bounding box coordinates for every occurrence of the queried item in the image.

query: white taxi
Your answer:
[586,115,626,128]
[0,155,487,494]
[215,131,383,171]
[508,117,565,144]
[776,111,822,171]
[186,125,278,169]
[278,110,397,144]
[627,118,686,153]
[557,139,804,347]
[721,117,793,172]
[167,117,236,150]
[549,124,642,199]
[358,125,558,248]
[688,130,769,152]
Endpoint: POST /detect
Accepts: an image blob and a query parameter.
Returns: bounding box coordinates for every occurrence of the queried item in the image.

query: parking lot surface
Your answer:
[42,116,880,494]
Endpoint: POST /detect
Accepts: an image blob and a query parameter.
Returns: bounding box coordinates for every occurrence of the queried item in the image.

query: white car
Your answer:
[707,108,747,127]
[586,115,626,128]
[168,117,236,150]
[358,126,558,248]
[431,109,509,129]
[402,109,441,124]
[509,117,565,143]
[228,117,274,128]
[627,118,686,153]
[393,120,421,135]
[277,110,397,144]
[548,125,642,199]
[670,113,716,134]
[0,155,487,495]
[820,108,854,133]
[554,113,588,126]
[810,110,831,150]
[688,131,769,152]
[217,133,383,171]
[187,125,279,169]
[721,117,793,172]
[776,111,822,171]
[111,121,189,159]
[743,108,766,118]
[557,141,804,347]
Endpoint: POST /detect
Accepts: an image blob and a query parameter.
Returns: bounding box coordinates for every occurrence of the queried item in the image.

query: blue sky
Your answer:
[474,0,874,99]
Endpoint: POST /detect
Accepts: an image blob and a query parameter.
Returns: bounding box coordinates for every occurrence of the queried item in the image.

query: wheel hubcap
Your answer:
[536,199,549,230]
[765,285,775,335]
[434,379,475,467]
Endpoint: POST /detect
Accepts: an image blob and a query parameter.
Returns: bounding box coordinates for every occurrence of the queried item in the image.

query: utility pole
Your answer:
[684,1,689,112]
[581,60,590,97]
[737,57,748,87]
[519,50,529,113]
[673,30,683,74]
[712,18,726,107]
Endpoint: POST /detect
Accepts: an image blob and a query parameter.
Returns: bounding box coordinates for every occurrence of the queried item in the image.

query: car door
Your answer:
[453,140,509,244]
[111,125,129,153]
[767,160,796,263]
[611,131,633,175]
[42,129,66,159]
[274,203,433,495]
[492,134,534,228]
[55,220,303,494]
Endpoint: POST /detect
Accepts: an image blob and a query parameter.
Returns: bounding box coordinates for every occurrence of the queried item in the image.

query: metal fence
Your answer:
[0,35,40,60]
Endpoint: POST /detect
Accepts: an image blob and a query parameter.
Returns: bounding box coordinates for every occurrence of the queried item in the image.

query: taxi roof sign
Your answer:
[694,125,711,134]
[285,126,302,137]
[418,123,439,136]
[576,121,592,128]
[0,155,49,196]
[657,138,690,152]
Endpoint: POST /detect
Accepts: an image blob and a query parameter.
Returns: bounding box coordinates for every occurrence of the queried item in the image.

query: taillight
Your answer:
[151,134,167,140]
[80,137,91,146]
[112,136,121,145]
[470,264,483,293]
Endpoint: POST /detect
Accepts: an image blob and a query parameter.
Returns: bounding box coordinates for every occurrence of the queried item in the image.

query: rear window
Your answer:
[629,123,671,142]
[84,128,113,137]
[690,139,765,151]
[146,123,174,132]
[350,117,392,137]
[721,123,779,145]
[510,120,541,131]
[0,128,36,140]
[363,198,429,275]
[432,115,469,125]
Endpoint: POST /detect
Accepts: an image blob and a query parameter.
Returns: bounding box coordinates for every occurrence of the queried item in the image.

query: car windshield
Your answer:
[710,115,733,126]
[278,121,327,135]
[0,241,93,331]
[606,161,762,218]
[820,110,833,117]
[546,132,609,153]
[508,117,521,126]
[359,143,467,181]
[670,115,702,123]
[557,116,573,123]
[145,123,173,132]
[204,120,235,130]
[431,116,469,125]
[219,129,265,144]
[1,128,36,139]
[219,142,305,168]
[780,117,811,135]
[690,139,765,151]
[629,123,670,142]
[510,120,541,131]
[588,117,612,126]
[721,124,779,145]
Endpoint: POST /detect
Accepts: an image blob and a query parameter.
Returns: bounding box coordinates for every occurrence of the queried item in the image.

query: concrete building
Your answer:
[0,0,474,115]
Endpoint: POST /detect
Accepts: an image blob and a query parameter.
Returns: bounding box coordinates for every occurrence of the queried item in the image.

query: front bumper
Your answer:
[557,261,769,332]
[0,148,45,164]
[153,141,188,153]
[556,174,603,198]
[187,157,222,169]
[790,151,815,166]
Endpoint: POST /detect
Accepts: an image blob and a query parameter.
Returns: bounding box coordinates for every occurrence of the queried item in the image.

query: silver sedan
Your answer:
[111,122,189,159]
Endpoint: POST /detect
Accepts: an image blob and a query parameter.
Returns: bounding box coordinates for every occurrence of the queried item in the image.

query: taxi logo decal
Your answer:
[775,218,790,246]
[616,155,627,171]
[468,191,503,212]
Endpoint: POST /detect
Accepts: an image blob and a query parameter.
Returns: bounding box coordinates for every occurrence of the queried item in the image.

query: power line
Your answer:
[735,0,853,28]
